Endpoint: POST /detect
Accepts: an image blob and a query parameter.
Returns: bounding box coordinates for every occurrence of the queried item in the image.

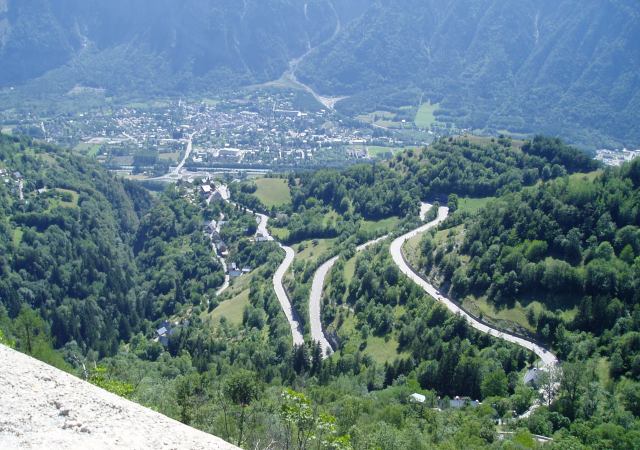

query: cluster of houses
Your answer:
[200,183,225,201]
[202,218,252,279]
[1,169,24,200]
[409,393,481,410]
[203,218,228,256]
[228,262,251,278]
[409,365,549,411]
[595,148,640,166]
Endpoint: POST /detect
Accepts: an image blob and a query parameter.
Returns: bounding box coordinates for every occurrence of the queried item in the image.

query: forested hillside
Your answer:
[2,130,640,447]
[300,0,640,147]
[0,0,357,95]
[389,156,640,446]
[0,133,145,357]
[388,136,599,199]
[420,158,640,351]
[0,133,229,359]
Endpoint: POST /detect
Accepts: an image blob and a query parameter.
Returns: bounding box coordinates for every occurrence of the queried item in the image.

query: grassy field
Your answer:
[365,335,404,364]
[210,289,250,326]
[12,228,23,247]
[366,146,394,157]
[404,232,423,265]
[456,197,495,215]
[456,134,526,150]
[158,152,181,162]
[462,296,577,334]
[269,226,289,241]
[360,216,401,235]
[295,238,338,265]
[55,189,80,208]
[333,305,408,364]
[44,188,80,211]
[414,102,439,129]
[496,130,532,141]
[568,170,602,183]
[253,178,291,207]
[343,256,357,287]
[596,357,611,386]
[366,146,410,158]
[73,142,102,157]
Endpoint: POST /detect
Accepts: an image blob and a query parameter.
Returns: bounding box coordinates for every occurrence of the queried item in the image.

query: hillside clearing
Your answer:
[414,102,439,129]
[253,178,291,207]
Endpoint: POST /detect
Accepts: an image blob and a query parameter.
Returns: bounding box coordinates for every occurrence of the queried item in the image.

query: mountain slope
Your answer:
[299,0,640,147]
[0,0,346,94]
[0,133,225,355]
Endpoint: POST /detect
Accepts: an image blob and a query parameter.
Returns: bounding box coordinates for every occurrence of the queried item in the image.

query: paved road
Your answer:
[173,131,197,175]
[308,255,340,356]
[255,213,273,241]
[220,187,304,346]
[253,212,303,346]
[148,131,198,182]
[309,234,391,357]
[273,243,305,347]
[214,251,230,297]
[206,191,231,297]
[390,205,558,368]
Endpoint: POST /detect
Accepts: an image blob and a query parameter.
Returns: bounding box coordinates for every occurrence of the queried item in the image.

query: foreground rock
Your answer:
[0,345,238,450]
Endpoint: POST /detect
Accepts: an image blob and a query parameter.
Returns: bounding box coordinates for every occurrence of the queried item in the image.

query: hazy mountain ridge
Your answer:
[0,0,638,147]
[0,0,349,93]
[298,0,640,147]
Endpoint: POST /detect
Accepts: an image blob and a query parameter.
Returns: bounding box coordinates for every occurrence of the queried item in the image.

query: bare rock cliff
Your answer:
[0,345,238,450]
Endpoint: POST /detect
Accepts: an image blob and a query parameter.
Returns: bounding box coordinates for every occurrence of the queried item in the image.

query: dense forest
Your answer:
[319,242,640,447]
[0,133,264,359]
[0,133,148,356]
[404,158,640,445]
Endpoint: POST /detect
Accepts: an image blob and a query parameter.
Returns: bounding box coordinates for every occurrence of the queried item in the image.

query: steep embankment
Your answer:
[0,345,238,449]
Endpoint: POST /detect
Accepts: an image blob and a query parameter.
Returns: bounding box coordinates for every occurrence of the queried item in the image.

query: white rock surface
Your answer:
[0,345,238,450]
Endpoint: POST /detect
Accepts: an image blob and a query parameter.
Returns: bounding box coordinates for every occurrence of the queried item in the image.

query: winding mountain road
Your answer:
[256,212,304,346]
[309,234,391,357]
[214,186,303,346]
[273,242,305,347]
[390,205,558,368]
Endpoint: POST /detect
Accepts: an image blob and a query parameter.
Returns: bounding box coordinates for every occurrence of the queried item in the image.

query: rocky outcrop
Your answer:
[0,345,238,450]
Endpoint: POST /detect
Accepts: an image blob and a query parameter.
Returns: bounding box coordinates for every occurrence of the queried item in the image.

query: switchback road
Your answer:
[390,205,558,367]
